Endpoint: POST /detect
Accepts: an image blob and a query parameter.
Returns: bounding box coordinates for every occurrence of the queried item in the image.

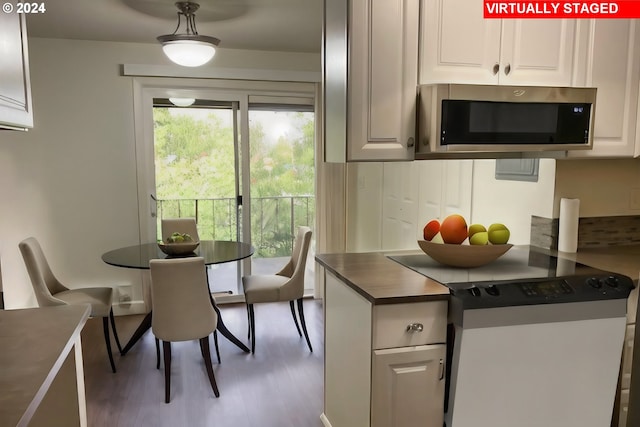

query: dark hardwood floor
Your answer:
[80,299,324,427]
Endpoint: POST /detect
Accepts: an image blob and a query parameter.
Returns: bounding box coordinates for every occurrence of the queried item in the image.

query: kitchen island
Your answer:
[0,305,90,427]
[316,252,450,427]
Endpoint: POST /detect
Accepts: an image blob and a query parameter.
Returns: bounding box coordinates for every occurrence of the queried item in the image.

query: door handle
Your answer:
[150,194,157,218]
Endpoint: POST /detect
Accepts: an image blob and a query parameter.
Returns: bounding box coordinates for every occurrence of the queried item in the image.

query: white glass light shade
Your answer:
[169,97,196,107]
[161,40,216,67]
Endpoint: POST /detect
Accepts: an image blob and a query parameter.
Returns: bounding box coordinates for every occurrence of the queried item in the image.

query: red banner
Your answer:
[484,1,640,18]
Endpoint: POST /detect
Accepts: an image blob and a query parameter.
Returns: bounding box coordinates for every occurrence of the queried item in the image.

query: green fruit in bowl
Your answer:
[469,231,489,245]
[166,232,193,243]
[468,224,487,238]
[488,223,510,244]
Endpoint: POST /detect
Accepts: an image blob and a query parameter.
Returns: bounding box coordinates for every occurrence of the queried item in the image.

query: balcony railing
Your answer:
[156,195,315,258]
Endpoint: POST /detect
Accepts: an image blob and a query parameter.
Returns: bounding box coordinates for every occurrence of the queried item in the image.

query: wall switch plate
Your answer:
[630,188,640,210]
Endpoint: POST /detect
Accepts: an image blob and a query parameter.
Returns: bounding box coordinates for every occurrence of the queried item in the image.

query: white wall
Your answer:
[344,158,557,252]
[0,37,320,309]
[471,159,556,244]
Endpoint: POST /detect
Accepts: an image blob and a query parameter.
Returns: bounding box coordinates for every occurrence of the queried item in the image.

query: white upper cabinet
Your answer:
[420,0,576,86]
[0,12,33,130]
[569,20,640,158]
[324,0,419,162]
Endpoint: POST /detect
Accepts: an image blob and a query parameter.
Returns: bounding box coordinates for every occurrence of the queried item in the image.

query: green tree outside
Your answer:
[153,107,315,257]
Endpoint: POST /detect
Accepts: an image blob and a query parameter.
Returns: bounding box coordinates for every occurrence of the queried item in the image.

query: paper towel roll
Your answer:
[558,198,580,253]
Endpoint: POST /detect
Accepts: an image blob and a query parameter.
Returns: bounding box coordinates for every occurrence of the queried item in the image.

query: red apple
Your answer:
[440,214,468,244]
[423,220,440,241]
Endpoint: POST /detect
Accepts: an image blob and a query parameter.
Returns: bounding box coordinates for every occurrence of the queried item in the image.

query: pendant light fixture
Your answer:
[157,2,220,67]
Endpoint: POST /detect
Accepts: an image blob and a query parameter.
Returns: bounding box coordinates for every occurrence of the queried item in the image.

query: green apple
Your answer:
[468,224,487,238]
[469,231,489,245]
[488,223,510,244]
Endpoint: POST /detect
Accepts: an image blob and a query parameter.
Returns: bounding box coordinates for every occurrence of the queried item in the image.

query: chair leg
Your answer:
[200,337,220,398]
[199,336,206,359]
[155,338,161,370]
[213,330,221,364]
[109,308,123,354]
[248,304,256,354]
[163,341,172,403]
[289,300,302,337]
[246,304,251,341]
[103,316,117,373]
[296,298,313,353]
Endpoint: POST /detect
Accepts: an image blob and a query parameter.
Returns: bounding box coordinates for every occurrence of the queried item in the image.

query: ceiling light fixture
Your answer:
[157,2,220,67]
[169,97,196,107]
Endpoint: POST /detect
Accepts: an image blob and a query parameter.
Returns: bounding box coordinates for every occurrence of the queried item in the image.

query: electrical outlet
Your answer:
[630,188,640,210]
[118,285,132,303]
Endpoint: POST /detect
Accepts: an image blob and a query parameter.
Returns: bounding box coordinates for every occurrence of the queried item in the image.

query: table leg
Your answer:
[209,295,251,353]
[120,312,152,356]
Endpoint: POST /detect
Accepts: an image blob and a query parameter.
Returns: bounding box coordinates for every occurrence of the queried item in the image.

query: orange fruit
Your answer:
[423,220,440,241]
[440,214,468,244]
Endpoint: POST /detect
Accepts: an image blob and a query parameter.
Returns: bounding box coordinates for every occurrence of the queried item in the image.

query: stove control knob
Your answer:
[605,276,619,288]
[468,287,482,297]
[587,277,602,289]
[485,285,500,296]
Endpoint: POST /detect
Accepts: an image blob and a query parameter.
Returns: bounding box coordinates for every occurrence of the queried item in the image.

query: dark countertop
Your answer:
[316,244,640,306]
[0,305,90,426]
[561,245,640,283]
[315,252,450,304]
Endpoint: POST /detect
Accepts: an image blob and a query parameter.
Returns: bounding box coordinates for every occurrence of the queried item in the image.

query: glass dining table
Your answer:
[102,240,254,355]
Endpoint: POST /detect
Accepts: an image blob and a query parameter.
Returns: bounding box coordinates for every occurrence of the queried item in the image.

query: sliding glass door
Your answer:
[246,97,316,292]
[134,80,316,302]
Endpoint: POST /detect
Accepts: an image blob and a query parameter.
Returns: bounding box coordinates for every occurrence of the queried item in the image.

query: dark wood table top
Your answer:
[102,240,254,269]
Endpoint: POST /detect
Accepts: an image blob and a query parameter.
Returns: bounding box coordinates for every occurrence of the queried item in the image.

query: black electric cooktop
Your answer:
[389,245,634,309]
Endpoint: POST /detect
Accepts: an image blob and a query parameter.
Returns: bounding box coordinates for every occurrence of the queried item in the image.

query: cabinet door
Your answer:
[0,12,33,130]
[499,19,576,86]
[348,0,419,161]
[570,19,640,158]
[371,344,446,427]
[420,0,501,84]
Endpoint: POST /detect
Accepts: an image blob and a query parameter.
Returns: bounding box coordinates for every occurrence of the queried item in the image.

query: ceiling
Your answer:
[26,0,323,53]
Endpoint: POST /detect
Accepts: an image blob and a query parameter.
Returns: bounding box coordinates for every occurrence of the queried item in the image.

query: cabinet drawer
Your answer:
[372,301,447,350]
[621,324,635,389]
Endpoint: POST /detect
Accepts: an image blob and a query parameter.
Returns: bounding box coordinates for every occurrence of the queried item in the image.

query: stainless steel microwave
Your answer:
[416,84,597,159]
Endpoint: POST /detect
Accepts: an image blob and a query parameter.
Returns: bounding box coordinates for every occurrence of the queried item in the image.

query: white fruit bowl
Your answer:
[417,240,513,268]
[158,241,200,256]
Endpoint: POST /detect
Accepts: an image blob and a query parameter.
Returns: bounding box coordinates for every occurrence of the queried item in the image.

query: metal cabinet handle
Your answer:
[407,137,415,148]
[406,323,424,332]
[504,63,511,75]
[492,63,500,75]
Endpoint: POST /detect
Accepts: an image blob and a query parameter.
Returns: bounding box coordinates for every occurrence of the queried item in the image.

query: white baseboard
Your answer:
[320,413,332,427]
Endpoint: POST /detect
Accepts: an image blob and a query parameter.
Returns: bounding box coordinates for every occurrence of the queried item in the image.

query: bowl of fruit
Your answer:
[418,214,512,268]
[158,232,200,256]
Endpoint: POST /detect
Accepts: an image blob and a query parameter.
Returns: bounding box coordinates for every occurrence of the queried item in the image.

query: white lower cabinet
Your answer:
[372,345,446,427]
[323,271,447,427]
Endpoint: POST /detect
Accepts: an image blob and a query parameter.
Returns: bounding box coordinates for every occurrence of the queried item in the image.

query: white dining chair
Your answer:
[242,226,313,353]
[19,236,123,373]
[149,256,220,403]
